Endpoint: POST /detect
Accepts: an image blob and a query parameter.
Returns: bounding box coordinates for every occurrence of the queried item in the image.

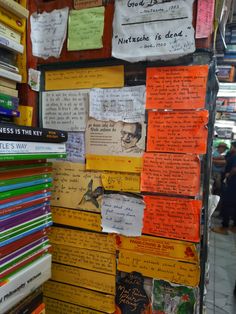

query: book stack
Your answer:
[0,0,29,125]
[0,124,67,313]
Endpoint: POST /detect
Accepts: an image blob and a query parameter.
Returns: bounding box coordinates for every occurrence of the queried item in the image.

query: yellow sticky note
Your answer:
[45,65,124,90]
[118,250,200,287]
[117,235,199,263]
[68,7,105,51]
[51,207,102,232]
[52,263,116,295]
[86,155,142,173]
[43,281,115,313]
[14,105,33,126]
[101,172,140,192]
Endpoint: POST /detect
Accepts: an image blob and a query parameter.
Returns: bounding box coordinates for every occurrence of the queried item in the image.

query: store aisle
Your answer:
[206,219,236,314]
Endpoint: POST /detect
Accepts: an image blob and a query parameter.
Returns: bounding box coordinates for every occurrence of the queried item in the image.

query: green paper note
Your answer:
[68,7,105,51]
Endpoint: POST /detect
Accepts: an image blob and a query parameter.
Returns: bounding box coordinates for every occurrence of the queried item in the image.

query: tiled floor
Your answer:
[206,217,236,314]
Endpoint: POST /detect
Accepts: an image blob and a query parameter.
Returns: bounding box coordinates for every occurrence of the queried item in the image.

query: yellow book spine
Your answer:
[0,6,25,33]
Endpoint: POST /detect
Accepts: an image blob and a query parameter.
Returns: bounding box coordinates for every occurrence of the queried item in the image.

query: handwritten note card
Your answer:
[117,234,199,263]
[65,132,85,162]
[101,194,144,236]
[89,86,146,122]
[118,250,200,287]
[68,7,105,51]
[51,162,103,212]
[45,65,124,91]
[147,110,209,154]
[101,172,140,193]
[143,196,202,242]
[112,0,195,62]
[74,0,102,10]
[141,153,200,196]
[42,90,88,132]
[196,0,215,38]
[30,7,69,59]
[146,65,208,109]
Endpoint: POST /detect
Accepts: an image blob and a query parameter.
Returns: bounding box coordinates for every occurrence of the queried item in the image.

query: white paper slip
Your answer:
[112,0,195,62]
[101,194,144,236]
[89,86,146,122]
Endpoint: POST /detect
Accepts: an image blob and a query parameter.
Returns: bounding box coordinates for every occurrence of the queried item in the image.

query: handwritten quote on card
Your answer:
[101,194,144,236]
[147,110,209,154]
[101,172,140,193]
[42,90,88,132]
[146,65,208,109]
[143,196,202,242]
[141,153,200,196]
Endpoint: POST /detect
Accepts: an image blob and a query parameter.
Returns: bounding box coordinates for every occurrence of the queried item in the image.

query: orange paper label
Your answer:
[147,110,209,154]
[146,65,208,109]
[143,196,201,242]
[141,153,200,196]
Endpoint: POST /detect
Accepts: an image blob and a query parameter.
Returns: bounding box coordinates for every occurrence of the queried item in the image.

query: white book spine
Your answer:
[0,34,23,53]
[0,141,66,154]
[0,67,22,83]
[0,0,29,19]
[0,254,51,313]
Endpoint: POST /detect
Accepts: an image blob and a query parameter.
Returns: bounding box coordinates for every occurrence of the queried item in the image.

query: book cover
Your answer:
[0,176,53,192]
[0,0,29,19]
[0,66,22,82]
[0,85,18,97]
[0,6,25,34]
[0,47,17,67]
[0,22,21,43]
[0,141,66,154]
[0,93,19,110]
[7,290,43,314]
[0,254,51,313]
[0,106,19,117]
[0,153,66,161]
[0,124,68,143]
[0,34,23,54]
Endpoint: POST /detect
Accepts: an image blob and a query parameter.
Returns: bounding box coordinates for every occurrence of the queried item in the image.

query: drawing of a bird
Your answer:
[78,179,104,208]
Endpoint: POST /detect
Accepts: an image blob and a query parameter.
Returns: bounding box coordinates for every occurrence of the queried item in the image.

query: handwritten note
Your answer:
[196,0,215,38]
[86,154,142,173]
[52,243,116,275]
[51,162,103,212]
[141,153,200,196]
[43,281,115,313]
[52,263,116,294]
[86,119,145,157]
[101,172,140,193]
[147,110,209,154]
[30,7,69,59]
[42,90,88,132]
[44,297,104,314]
[112,0,195,62]
[143,196,201,242]
[146,66,208,109]
[118,250,200,287]
[74,0,102,10]
[117,234,199,263]
[51,207,101,232]
[45,65,124,91]
[68,7,104,51]
[64,132,85,162]
[101,194,144,236]
[89,86,146,122]
[49,226,116,253]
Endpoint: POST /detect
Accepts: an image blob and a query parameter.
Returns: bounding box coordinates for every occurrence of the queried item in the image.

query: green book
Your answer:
[0,173,52,187]
[0,93,18,110]
[0,153,66,161]
[0,162,52,172]
[0,182,53,200]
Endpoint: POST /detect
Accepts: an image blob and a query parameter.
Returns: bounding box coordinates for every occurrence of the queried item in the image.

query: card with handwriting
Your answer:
[101,194,144,236]
[152,280,197,314]
[116,272,151,314]
[64,132,85,162]
[196,0,215,39]
[146,65,208,109]
[101,172,140,193]
[147,110,208,154]
[143,196,201,242]
[141,153,200,196]
[51,162,103,212]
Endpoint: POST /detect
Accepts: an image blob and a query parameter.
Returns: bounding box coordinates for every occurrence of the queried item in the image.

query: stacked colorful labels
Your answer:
[0,124,67,313]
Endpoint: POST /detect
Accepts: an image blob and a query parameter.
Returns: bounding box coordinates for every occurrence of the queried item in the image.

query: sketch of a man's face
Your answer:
[121,123,142,151]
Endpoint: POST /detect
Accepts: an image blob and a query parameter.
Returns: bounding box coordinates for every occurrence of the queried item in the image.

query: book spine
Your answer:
[0,183,52,200]
[0,141,66,154]
[0,67,22,82]
[0,106,19,117]
[0,77,16,89]
[0,34,23,53]
[0,173,52,187]
[0,85,18,97]
[0,6,25,33]
[0,93,19,110]
[0,177,53,192]
[0,22,21,43]
[0,162,52,172]
[0,0,29,19]
[0,153,66,161]
[0,125,68,143]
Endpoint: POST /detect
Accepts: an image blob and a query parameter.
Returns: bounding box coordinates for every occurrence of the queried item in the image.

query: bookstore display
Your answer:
[0,0,225,313]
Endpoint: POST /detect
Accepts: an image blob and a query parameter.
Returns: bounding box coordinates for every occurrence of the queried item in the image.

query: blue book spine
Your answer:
[0,178,53,192]
[0,106,19,117]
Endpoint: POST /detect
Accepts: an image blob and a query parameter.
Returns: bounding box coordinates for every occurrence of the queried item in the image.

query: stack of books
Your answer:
[0,124,67,313]
[0,0,28,125]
